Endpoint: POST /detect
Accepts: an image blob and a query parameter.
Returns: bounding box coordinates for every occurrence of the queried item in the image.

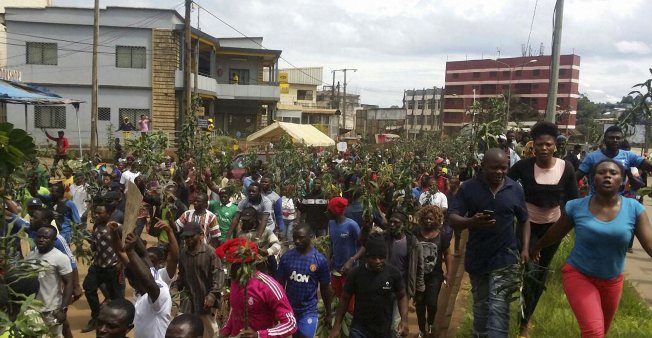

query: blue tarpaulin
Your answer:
[0,79,81,105]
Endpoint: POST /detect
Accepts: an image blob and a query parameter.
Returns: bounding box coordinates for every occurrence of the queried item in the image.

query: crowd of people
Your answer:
[2,121,652,338]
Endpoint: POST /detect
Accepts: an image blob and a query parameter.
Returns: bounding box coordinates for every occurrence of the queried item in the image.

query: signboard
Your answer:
[122,181,143,242]
[337,142,348,152]
[0,68,21,81]
[197,117,208,130]
[280,83,290,94]
[279,71,289,84]
[196,106,205,116]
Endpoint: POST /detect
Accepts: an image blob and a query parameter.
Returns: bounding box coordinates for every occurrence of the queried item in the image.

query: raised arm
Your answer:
[124,232,160,301]
[531,211,574,259]
[156,220,179,279]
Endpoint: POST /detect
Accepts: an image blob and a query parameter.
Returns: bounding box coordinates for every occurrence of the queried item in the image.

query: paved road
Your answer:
[623,200,652,309]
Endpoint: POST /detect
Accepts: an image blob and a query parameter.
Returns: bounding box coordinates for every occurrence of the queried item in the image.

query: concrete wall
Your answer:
[0,0,52,67]
[215,55,261,85]
[280,83,318,106]
[6,85,151,146]
[6,22,153,87]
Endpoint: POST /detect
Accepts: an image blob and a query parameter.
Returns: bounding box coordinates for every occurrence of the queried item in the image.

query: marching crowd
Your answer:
[3,121,652,338]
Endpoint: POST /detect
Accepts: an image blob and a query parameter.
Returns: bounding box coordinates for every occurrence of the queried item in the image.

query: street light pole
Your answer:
[493,59,538,128]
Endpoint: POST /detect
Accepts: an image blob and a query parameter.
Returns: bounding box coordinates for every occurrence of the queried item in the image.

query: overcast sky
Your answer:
[57,0,652,107]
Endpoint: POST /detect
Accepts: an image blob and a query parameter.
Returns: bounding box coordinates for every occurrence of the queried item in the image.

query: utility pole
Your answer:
[90,0,99,156]
[332,68,356,130]
[546,0,564,123]
[183,0,192,125]
[331,71,336,109]
[336,81,341,110]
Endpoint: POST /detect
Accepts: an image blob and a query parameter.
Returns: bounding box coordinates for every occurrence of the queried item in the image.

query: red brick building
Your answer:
[442,54,580,135]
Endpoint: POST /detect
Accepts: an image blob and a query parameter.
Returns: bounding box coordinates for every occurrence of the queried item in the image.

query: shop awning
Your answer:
[247,121,335,147]
[0,80,83,105]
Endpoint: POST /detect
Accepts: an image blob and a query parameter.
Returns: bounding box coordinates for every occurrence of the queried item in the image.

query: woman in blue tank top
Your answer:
[531,159,652,337]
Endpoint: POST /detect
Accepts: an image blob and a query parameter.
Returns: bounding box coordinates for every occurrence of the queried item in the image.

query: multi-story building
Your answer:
[1,0,53,67]
[403,87,443,137]
[316,89,360,132]
[355,108,406,142]
[4,5,280,145]
[273,67,339,140]
[442,54,580,135]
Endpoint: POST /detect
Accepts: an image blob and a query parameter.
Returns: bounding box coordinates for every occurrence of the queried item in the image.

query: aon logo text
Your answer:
[290,271,310,283]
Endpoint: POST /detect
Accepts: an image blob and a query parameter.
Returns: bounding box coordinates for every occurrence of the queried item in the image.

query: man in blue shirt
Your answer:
[577,125,652,194]
[328,196,363,314]
[277,225,332,338]
[449,148,531,338]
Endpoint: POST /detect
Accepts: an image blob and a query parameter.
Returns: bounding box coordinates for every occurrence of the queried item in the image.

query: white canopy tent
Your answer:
[247,122,335,147]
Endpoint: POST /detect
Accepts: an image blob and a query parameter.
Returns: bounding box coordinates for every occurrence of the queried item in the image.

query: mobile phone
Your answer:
[483,209,495,217]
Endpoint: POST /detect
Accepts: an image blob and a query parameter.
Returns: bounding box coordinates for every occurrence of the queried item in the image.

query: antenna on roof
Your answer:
[497,48,501,58]
[521,44,527,57]
[539,43,544,56]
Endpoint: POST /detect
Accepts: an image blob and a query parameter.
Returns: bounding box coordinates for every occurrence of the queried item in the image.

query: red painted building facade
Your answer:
[442,54,580,134]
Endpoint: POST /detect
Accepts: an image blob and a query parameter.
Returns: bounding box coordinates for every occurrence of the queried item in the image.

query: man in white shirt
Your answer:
[112,230,171,338]
[27,225,73,338]
[69,173,88,220]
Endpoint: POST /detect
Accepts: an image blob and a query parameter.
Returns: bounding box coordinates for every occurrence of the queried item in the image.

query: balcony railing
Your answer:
[175,71,279,101]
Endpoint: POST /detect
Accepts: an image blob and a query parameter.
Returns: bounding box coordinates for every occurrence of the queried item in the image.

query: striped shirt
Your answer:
[177,243,224,315]
[175,209,220,243]
[222,271,297,338]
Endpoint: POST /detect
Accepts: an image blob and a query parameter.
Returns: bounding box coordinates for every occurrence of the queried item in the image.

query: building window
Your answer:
[473,72,480,78]
[98,107,111,121]
[26,42,57,65]
[230,69,250,85]
[425,115,433,125]
[515,70,522,77]
[281,116,300,124]
[119,108,150,126]
[533,69,541,76]
[34,106,66,128]
[416,115,424,125]
[557,98,565,107]
[559,69,567,76]
[502,71,509,77]
[115,46,146,69]
[452,73,459,79]
[417,100,424,109]
[532,84,539,89]
[489,71,497,78]
[297,90,313,101]
[407,115,414,125]
[407,101,415,109]
[558,83,566,90]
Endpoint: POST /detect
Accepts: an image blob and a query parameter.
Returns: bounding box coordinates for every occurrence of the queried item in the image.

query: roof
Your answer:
[0,80,83,105]
[247,122,335,147]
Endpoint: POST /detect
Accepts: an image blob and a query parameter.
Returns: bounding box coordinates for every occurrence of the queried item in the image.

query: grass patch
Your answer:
[457,232,652,337]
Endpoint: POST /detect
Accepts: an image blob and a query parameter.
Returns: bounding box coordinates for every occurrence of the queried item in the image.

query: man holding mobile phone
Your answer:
[449,148,531,338]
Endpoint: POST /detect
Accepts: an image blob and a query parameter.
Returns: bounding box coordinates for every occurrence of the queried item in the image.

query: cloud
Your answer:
[614,41,651,55]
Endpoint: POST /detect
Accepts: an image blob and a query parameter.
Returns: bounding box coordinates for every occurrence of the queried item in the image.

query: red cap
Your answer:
[328,196,348,216]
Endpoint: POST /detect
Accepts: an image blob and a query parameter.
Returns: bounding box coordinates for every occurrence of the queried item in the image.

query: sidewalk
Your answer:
[624,201,652,309]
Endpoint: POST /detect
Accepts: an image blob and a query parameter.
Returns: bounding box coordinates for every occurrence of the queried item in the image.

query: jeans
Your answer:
[562,263,624,338]
[519,222,560,325]
[283,219,295,241]
[83,265,124,319]
[469,265,519,338]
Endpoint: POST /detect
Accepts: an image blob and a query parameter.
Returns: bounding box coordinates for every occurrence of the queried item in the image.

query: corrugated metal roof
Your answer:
[280,67,323,86]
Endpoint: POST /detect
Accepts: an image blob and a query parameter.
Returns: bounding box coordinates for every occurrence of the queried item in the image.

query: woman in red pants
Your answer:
[532,159,652,338]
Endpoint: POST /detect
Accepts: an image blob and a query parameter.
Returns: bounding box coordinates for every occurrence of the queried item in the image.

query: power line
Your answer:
[1,2,184,65]
[193,2,331,87]
[525,0,539,54]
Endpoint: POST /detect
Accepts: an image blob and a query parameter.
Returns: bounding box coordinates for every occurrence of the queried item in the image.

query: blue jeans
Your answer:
[469,265,519,338]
